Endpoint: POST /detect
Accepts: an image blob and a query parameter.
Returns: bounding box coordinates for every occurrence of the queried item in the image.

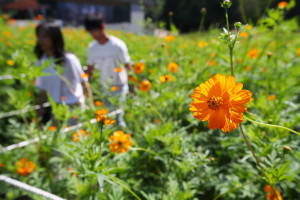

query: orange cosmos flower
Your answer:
[128,75,138,83]
[0,163,4,168]
[240,32,248,38]
[114,67,123,72]
[16,158,36,176]
[133,62,145,74]
[244,66,251,71]
[140,80,152,92]
[264,185,283,200]
[6,42,12,47]
[278,1,288,9]
[61,96,67,101]
[207,60,216,66]
[96,115,115,125]
[109,130,133,153]
[198,41,209,48]
[189,74,252,133]
[168,62,178,72]
[111,86,119,92]
[297,48,300,57]
[248,48,259,59]
[3,14,9,20]
[165,35,175,42]
[95,101,103,106]
[7,60,15,66]
[48,126,57,131]
[3,31,11,37]
[267,95,276,101]
[28,40,35,45]
[210,53,216,58]
[160,74,174,83]
[72,129,87,142]
[80,73,89,78]
[95,109,109,115]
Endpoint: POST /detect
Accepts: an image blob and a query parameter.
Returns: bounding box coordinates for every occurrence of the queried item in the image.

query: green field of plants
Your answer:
[0,2,300,200]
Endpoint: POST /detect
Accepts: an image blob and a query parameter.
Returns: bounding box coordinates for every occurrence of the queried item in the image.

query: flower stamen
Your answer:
[207,96,223,110]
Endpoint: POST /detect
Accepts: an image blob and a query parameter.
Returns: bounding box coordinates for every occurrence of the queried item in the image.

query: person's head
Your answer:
[84,13,105,40]
[34,22,65,64]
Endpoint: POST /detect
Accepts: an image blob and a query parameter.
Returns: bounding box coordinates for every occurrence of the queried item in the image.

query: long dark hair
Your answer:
[34,22,65,64]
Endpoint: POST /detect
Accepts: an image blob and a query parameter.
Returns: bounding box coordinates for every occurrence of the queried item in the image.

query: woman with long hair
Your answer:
[35,22,93,125]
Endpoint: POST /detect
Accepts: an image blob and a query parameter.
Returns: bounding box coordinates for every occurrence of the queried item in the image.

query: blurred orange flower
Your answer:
[133,62,145,74]
[61,96,67,101]
[140,80,152,92]
[109,130,133,153]
[165,35,175,42]
[244,66,251,71]
[248,48,259,59]
[95,101,103,106]
[278,1,288,9]
[207,60,216,66]
[198,41,209,48]
[267,95,276,101]
[128,75,138,83]
[190,74,252,133]
[72,129,87,142]
[6,42,12,47]
[48,126,57,131]
[168,62,178,72]
[95,109,109,115]
[16,158,36,176]
[80,73,89,78]
[6,60,14,66]
[111,86,119,92]
[264,185,282,200]
[297,48,300,57]
[114,67,123,72]
[2,14,9,20]
[0,163,4,168]
[160,74,174,83]
[96,114,115,125]
[240,32,248,38]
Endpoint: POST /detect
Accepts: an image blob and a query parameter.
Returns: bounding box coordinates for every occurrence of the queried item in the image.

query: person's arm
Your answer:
[82,81,94,106]
[37,90,47,120]
[86,65,95,79]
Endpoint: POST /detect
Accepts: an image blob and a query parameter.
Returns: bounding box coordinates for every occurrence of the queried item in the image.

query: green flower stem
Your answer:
[98,125,141,200]
[161,155,175,200]
[240,125,265,176]
[244,115,300,136]
[130,147,159,156]
[225,9,230,33]
[230,48,234,76]
[213,176,259,200]
[238,0,247,24]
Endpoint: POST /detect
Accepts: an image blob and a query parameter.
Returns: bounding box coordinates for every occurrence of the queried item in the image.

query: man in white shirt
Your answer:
[84,13,133,128]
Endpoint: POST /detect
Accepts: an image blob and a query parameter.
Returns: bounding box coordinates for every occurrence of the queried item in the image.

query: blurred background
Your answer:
[0,0,300,33]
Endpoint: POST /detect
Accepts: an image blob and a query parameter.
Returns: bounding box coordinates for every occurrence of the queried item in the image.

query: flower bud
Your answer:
[267,52,273,57]
[283,146,292,152]
[221,0,232,9]
[234,22,242,29]
[201,7,207,15]
[210,157,215,162]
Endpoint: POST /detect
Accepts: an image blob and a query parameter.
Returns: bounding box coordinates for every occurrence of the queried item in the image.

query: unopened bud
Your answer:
[283,146,292,152]
[234,22,242,29]
[210,157,215,162]
[267,52,273,57]
[146,103,151,107]
[221,0,232,9]
[201,7,207,15]
[161,42,166,48]
[169,11,173,16]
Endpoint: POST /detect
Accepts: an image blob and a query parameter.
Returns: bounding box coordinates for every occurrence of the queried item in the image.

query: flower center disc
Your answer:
[207,96,223,110]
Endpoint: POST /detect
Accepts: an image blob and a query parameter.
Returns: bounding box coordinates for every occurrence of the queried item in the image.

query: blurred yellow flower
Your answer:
[114,67,123,72]
[95,109,109,115]
[207,60,216,66]
[6,60,14,66]
[165,35,175,42]
[297,48,300,57]
[198,41,209,48]
[48,126,57,131]
[168,62,178,72]
[244,66,251,71]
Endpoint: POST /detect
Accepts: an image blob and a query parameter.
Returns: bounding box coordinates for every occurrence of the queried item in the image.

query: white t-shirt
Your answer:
[36,53,88,105]
[87,35,131,89]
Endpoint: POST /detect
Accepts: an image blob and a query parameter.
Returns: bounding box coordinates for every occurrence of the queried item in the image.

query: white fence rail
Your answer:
[0,109,122,154]
[0,175,66,200]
